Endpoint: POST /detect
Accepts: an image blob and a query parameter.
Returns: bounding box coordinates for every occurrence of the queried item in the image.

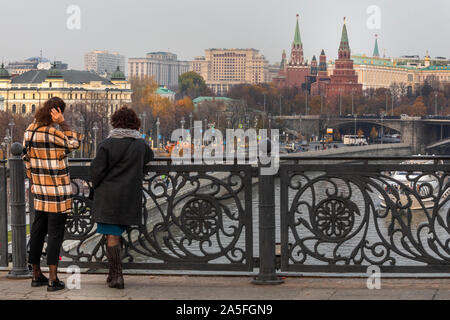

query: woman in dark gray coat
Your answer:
[90,106,154,289]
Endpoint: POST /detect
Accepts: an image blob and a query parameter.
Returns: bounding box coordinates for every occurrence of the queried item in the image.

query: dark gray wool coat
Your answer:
[89,135,154,226]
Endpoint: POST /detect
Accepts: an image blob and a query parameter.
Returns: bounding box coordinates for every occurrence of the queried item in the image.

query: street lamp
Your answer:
[339,88,343,116]
[4,129,11,158]
[92,122,99,157]
[79,117,85,158]
[320,93,324,115]
[351,88,355,116]
[305,93,308,116]
[8,119,15,143]
[380,113,385,145]
[279,95,283,116]
[385,91,389,115]
[268,113,272,136]
[156,117,160,151]
[435,92,438,116]
[180,117,185,130]
[391,92,394,116]
[189,112,193,133]
[141,112,147,135]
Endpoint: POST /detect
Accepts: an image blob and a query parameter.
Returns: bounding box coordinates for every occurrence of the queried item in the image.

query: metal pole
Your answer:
[351,91,354,116]
[391,93,394,116]
[385,93,388,114]
[320,94,323,115]
[279,96,282,116]
[303,94,306,116]
[252,145,283,285]
[435,93,438,116]
[7,143,31,278]
[156,117,160,152]
[0,161,8,267]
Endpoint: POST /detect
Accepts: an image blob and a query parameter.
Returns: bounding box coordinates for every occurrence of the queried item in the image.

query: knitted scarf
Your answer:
[108,128,142,139]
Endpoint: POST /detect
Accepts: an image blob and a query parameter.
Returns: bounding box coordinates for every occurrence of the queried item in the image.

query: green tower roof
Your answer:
[293,14,302,46]
[339,18,350,51]
[373,35,380,57]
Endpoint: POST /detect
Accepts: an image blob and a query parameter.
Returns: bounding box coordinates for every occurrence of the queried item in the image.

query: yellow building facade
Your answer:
[190,48,269,95]
[0,65,131,115]
[327,55,450,93]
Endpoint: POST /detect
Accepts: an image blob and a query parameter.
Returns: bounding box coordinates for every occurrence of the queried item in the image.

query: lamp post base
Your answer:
[7,269,31,279]
[251,275,284,285]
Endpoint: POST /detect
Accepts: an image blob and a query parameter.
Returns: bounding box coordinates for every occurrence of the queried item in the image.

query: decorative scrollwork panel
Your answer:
[61,164,253,271]
[280,163,450,273]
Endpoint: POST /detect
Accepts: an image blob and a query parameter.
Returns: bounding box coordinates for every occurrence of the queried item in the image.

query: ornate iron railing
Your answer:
[280,158,450,273]
[5,147,450,279]
[61,160,255,271]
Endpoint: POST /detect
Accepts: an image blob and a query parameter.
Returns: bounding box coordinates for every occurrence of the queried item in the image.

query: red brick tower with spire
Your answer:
[311,49,331,95]
[325,17,362,100]
[273,14,310,88]
[318,49,328,78]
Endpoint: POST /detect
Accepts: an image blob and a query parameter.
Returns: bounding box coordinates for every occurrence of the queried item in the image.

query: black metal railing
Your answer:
[64,160,255,272]
[3,144,450,280]
[0,160,7,268]
[280,158,450,273]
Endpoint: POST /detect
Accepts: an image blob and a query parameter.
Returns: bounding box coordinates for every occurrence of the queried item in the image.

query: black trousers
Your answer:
[28,211,67,266]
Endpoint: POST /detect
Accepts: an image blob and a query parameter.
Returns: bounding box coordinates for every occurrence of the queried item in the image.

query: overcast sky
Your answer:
[1,0,448,69]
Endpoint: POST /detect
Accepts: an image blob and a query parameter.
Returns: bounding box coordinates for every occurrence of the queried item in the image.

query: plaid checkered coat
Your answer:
[23,121,81,214]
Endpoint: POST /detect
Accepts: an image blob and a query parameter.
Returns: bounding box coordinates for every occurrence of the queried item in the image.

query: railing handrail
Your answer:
[68,155,450,164]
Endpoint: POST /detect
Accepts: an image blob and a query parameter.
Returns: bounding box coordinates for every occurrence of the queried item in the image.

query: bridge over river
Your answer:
[277,115,450,154]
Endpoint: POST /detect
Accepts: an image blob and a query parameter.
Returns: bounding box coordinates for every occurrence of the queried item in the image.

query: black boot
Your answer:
[105,247,112,284]
[106,245,124,289]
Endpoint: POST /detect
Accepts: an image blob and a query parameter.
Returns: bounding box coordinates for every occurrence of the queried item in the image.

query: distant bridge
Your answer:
[276,115,450,154]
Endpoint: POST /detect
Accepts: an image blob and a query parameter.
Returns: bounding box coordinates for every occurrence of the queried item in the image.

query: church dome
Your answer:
[0,63,10,79]
[46,63,63,79]
[111,66,125,81]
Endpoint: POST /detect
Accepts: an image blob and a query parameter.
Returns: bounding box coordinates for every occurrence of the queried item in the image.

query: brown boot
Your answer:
[106,245,124,289]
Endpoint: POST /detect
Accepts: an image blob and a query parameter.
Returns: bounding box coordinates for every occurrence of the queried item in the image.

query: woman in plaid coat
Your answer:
[23,97,81,292]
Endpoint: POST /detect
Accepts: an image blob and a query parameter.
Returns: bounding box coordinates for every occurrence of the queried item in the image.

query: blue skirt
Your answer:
[97,223,126,236]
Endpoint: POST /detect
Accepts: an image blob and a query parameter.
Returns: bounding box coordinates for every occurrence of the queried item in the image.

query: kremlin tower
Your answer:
[273,14,310,89]
[310,49,331,95]
[324,18,362,100]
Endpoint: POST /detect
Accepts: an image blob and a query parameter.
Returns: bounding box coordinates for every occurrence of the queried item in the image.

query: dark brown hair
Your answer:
[111,106,141,130]
[34,97,66,126]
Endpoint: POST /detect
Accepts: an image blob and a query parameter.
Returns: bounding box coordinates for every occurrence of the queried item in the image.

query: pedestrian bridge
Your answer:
[3,146,450,281]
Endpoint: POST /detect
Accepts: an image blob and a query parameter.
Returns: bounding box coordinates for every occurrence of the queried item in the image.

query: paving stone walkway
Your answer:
[1,272,450,300]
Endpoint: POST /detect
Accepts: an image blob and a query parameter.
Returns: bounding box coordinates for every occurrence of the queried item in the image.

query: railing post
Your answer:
[7,143,31,278]
[252,150,283,285]
[0,161,8,267]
